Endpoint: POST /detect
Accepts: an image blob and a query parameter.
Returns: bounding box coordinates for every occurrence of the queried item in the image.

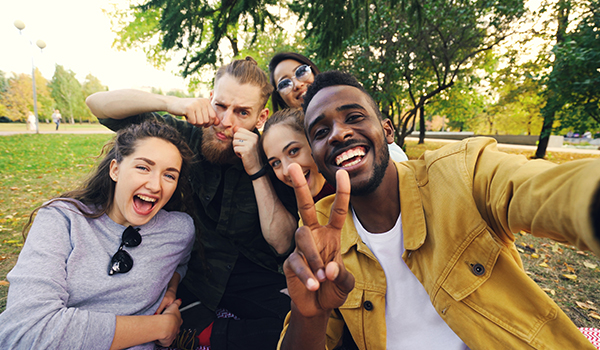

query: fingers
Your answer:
[325,261,355,294]
[328,170,350,231]
[284,225,327,290]
[289,163,319,229]
[176,98,218,127]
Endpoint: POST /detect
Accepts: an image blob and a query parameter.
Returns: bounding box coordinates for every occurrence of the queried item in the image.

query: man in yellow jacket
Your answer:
[278,70,600,350]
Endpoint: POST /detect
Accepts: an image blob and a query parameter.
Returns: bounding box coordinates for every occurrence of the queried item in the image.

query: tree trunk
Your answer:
[418,104,425,144]
[534,0,571,158]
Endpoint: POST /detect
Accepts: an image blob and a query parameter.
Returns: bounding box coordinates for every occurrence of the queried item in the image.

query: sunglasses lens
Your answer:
[109,250,133,275]
[296,65,311,81]
[277,79,293,95]
[122,226,142,247]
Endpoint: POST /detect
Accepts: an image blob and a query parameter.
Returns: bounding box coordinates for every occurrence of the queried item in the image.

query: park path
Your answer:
[0,129,114,136]
[0,130,598,155]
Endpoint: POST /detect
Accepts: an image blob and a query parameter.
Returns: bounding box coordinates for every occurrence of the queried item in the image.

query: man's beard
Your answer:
[201,127,238,164]
[321,139,390,197]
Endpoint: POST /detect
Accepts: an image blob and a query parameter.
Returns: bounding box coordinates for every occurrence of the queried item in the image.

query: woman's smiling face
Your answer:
[108,137,182,227]
[273,59,315,109]
[262,123,325,198]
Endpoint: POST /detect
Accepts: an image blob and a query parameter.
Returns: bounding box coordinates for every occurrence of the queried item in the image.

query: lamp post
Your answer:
[14,20,46,134]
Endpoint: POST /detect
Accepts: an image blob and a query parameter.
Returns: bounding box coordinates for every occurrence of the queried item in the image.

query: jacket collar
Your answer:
[339,161,427,255]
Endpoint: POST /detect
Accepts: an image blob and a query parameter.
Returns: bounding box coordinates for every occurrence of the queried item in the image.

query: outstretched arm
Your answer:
[280,164,355,350]
[86,89,218,127]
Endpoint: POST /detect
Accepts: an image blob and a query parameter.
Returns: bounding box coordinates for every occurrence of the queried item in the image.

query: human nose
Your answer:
[328,122,353,145]
[145,172,161,192]
[221,109,234,128]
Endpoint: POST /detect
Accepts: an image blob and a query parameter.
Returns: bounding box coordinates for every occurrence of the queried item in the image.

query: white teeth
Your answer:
[137,194,157,202]
[335,147,366,166]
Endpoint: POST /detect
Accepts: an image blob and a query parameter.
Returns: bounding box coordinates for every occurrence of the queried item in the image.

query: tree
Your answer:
[295,0,526,146]
[110,0,283,77]
[0,70,9,117]
[1,69,54,122]
[82,74,108,120]
[49,65,87,124]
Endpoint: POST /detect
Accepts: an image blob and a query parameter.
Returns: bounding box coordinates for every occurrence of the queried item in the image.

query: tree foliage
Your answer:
[295,0,525,146]
[49,65,88,124]
[1,69,54,122]
[535,0,600,157]
[121,0,282,77]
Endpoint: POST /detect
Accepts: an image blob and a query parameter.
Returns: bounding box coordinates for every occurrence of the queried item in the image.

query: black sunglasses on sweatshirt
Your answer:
[108,226,141,276]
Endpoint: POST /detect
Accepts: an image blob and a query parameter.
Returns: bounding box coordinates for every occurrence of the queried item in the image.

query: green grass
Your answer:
[1,135,599,329]
[0,133,113,310]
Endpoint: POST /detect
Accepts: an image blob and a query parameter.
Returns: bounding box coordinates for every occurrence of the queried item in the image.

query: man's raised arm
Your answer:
[86,89,217,127]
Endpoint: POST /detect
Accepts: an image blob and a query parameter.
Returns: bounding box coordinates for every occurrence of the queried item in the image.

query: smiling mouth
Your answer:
[335,146,367,168]
[134,194,157,215]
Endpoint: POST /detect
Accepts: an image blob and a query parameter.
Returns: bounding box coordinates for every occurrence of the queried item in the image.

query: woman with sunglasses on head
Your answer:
[0,120,196,350]
[268,52,409,163]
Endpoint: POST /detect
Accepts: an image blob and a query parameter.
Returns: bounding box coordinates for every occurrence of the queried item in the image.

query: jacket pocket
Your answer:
[440,227,558,342]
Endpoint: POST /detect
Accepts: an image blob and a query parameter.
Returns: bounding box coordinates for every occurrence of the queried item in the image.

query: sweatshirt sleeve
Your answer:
[0,206,115,350]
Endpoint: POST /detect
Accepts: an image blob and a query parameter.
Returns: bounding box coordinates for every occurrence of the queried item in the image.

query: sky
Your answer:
[1,0,189,92]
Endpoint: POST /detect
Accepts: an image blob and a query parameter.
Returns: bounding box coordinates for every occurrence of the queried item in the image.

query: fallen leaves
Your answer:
[561,274,578,281]
[576,301,597,311]
[583,262,598,269]
[0,281,9,286]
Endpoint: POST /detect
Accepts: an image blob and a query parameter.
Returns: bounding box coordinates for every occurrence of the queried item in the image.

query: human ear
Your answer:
[382,118,395,144]
[255,108,270,129]
[109,159,119,182]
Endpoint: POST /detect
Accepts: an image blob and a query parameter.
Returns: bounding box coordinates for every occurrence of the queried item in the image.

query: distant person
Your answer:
[278,71,600,350]
[268,52,408,162]
[0,120,197,349]
[27,111,36,131]
[52,109,62,130]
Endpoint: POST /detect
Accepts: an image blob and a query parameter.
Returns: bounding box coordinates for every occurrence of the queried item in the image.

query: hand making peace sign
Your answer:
[283,163,356,318]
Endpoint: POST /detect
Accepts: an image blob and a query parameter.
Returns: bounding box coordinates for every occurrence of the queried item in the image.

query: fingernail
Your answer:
[316,269,326,281]
[307,278,319,290]
[154,312,157,315]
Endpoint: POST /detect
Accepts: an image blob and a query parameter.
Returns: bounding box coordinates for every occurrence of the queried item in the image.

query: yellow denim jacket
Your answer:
[279,137,600,350]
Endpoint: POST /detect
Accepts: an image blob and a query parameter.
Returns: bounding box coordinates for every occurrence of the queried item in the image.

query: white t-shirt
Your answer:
[352,208,468,350]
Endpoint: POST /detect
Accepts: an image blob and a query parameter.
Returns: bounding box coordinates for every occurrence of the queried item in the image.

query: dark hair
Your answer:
[258,108,305,162]
[215,56,273,109]
[302,70,382,120]
[23,120,195,235]
[268,52,321,112]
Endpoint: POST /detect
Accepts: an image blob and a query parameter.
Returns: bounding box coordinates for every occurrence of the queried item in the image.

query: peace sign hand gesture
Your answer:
[283,163,355,318]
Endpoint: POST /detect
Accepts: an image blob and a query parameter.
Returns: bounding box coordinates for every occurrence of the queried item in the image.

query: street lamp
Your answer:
[14,20,46,134]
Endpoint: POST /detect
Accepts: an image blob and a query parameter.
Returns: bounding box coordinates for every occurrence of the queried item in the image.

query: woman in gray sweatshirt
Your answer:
[0,120,197,349]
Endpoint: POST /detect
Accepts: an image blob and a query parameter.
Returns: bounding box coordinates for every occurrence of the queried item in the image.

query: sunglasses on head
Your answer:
[108,226,141,276]
[277,64,313,96]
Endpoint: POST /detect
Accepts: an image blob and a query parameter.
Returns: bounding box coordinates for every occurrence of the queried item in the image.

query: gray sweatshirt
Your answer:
[0,200,195,349]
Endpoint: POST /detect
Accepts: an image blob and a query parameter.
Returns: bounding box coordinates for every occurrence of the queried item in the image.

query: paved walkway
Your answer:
[405,137,600,155]
[0,129,114,136]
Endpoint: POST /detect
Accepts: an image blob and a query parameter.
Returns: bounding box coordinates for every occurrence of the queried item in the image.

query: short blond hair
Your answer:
[215,56,273,108]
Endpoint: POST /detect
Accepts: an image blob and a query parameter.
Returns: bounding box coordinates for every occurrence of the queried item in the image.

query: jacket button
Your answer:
[226,265,232,270]
[472,263,485,276]
[204,196,210,201]
[363,300,373,311]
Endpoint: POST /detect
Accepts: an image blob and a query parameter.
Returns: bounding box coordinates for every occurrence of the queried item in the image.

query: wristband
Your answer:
[248,164,269,180]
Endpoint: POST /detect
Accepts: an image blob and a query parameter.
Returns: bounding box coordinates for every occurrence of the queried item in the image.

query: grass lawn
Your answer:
[1,135,599,330]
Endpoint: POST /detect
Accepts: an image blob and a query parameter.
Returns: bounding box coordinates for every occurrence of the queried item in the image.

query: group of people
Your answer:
[0,51,599,350]
[26,109,62,131]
